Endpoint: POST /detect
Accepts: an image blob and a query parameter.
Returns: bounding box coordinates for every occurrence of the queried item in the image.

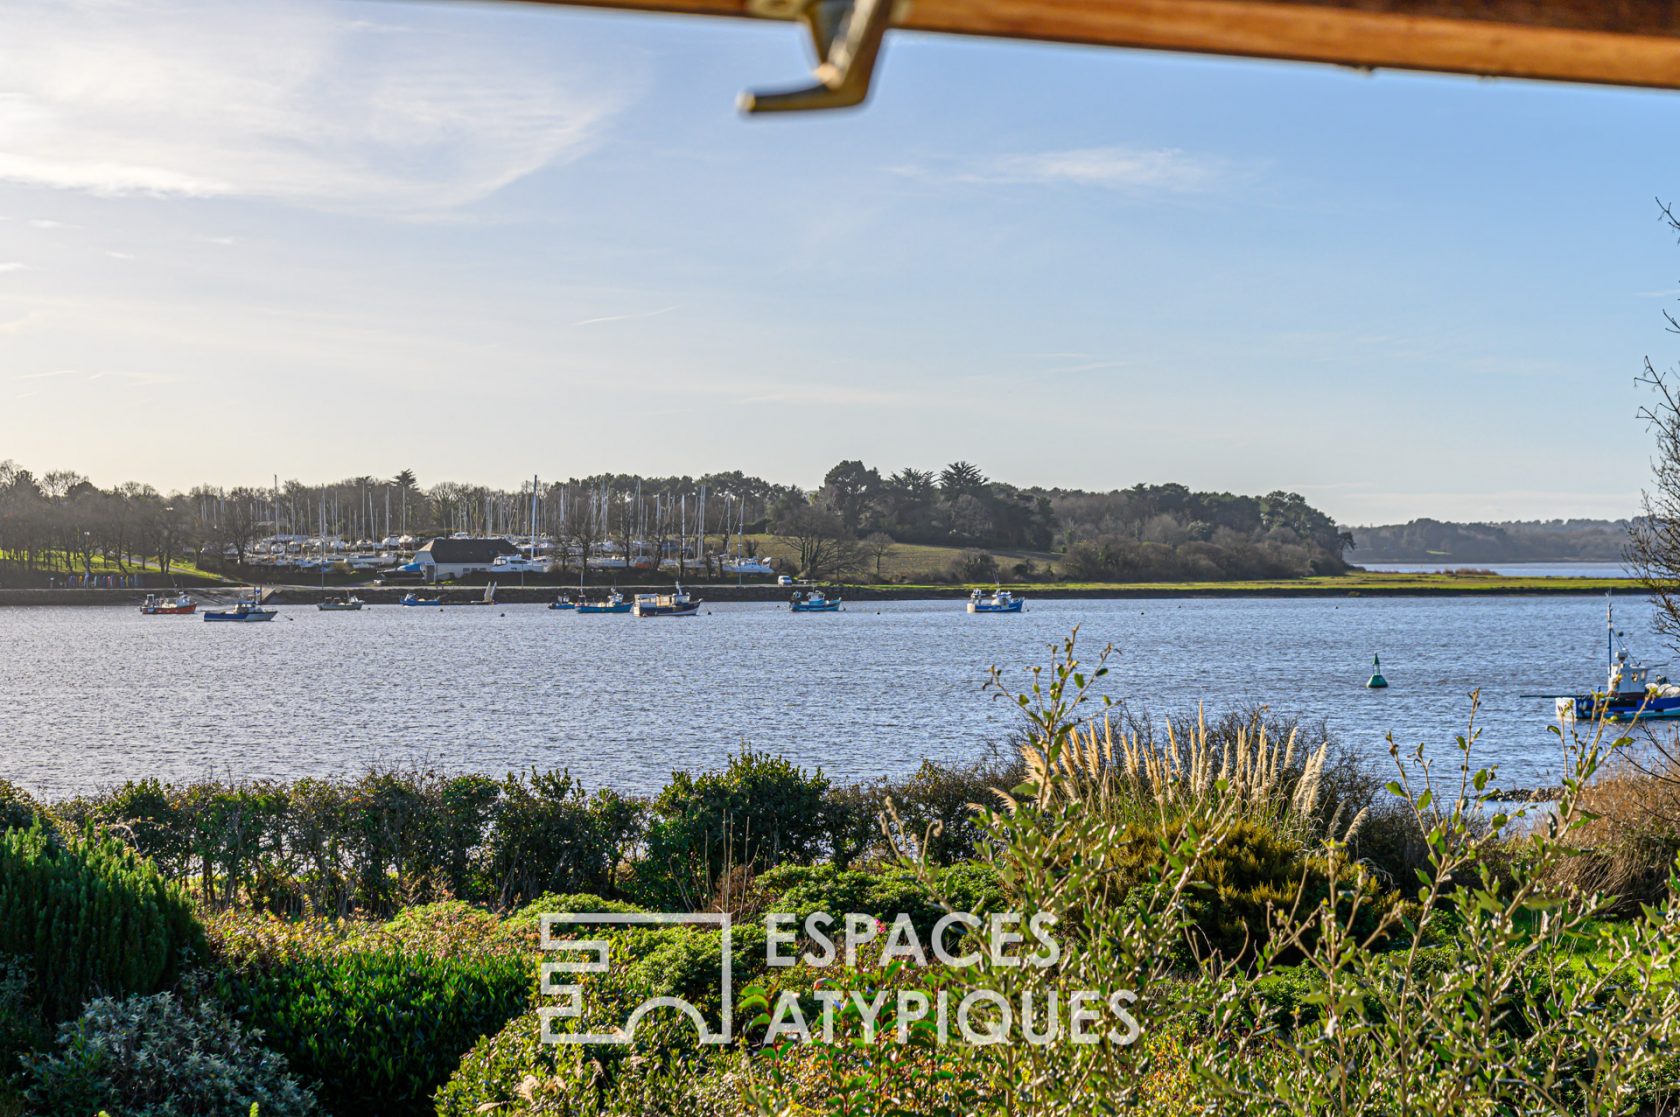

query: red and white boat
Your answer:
[139,592,198,615]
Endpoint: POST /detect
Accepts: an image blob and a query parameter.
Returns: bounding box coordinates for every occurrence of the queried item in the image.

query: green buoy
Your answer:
[1366,654,1388,689]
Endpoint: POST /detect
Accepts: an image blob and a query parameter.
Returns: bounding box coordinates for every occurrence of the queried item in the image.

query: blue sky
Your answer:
[2,0,1679,523]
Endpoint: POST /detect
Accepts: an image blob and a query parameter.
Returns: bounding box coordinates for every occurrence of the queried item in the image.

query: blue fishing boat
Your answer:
[400,592,443,607]
[1555,599,1680,722]
[548,595,577,611]
[576,591,631,614]
[203,598,276,622]
[967,588,1023,614]
[790,590,842,612]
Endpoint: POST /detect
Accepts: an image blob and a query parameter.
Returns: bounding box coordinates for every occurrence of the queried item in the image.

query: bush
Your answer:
[754,862,1002,938]
[483,770,616,908]
[0,823,205,1022]
[22,992,318,1116]
[217,947,533,1116]
[0,955,47,1105]
[639,751,829,907]
[0,783,46,836]
[1548,761,1680,910]
[1109,816,1394,962]
[436,924,741,1117]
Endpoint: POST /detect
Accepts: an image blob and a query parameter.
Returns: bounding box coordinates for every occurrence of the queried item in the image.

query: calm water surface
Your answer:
[0,596,1653,798]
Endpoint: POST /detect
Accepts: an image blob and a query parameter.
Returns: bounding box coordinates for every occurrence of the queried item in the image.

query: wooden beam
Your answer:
[505,0,1680,91]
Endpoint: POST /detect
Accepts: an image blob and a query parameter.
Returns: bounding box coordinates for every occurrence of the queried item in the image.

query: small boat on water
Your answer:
[459,582,497,607]
[1556,599,1680,722]
[576,591,632,615]
[140,592,197,615]
[318,595,364,611]
[203,598,276,622]
[548,594,577,611]
[400,592,443,607]
[632,585,701,617]
[967,588,1023,614]
[790,590,842,612]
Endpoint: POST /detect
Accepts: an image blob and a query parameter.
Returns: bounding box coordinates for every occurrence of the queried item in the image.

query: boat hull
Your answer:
[968,601,1024,613]
[203,610,276,622]
[548,602,576,611]
[317,603,363,611]
[400,599,442,607]
[576,603,632,614]
[633,603,701,617]
[140,605,197,615]
[1559,693,1680,722]
[791,601,841,612]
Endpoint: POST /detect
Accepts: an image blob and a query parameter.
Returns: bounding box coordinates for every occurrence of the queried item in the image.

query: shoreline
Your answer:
[0,576,1645,607]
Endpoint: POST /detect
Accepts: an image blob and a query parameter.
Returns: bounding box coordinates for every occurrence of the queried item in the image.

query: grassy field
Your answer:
[741,535,1637,594]
[842,572,1639,594]
[0,550,225,581]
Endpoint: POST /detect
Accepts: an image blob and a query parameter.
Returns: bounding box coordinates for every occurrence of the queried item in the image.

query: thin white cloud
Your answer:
[27,219,75,229]
[0,0,630,214]
[571,305,679,327]
[106,251,135,260]
[902,145,1241,194]
[0,262,25,273]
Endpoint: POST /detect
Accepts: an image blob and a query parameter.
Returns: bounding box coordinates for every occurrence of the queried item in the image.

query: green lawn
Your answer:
[740,536,1638,593]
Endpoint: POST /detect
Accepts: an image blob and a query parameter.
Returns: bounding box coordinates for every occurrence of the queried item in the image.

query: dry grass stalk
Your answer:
[1021,707,1363,843]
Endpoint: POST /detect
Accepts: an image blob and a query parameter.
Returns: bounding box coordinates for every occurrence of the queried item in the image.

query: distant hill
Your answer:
[1344,518,1632,564]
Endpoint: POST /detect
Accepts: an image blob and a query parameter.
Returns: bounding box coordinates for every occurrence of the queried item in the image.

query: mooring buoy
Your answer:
[1366,654,1388,689]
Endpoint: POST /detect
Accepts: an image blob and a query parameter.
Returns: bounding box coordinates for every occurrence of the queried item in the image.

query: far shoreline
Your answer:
[0,572,1647,607]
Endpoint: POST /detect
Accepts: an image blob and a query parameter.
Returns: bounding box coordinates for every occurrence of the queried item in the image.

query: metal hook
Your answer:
[739,0,895,114]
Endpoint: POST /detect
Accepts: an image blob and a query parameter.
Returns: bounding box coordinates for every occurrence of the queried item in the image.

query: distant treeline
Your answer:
[1346,518,1633,564]
[0,457,1352,584]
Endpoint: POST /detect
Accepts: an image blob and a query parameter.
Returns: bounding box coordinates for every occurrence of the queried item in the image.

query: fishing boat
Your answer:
[139,592,197,615]
[790,590,842,612]
[967,588,1023,614]
[1555,599,1680,722]
[318,595,364,611]
[576,591,632,614]
[632,585,701,617]
[203,598,276,622]
[400,592,443,607]
[548,594,577,611]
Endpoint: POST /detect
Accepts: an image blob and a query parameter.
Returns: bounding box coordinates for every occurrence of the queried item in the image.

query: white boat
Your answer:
[632,585,701,617]
[139,592,197,616]
[967,588,1024,614]
[318,595,364,611]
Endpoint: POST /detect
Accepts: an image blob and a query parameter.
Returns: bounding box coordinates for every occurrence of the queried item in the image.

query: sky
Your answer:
[2,0,1680,525]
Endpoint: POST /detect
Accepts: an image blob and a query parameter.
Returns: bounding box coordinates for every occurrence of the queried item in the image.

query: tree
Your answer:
[820,460,881,533]
[773,503,866,582]
[939,461,987,500]
[863,531,895,580]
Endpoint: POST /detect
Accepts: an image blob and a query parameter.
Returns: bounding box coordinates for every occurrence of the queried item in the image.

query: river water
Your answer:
[0,594,1657,799]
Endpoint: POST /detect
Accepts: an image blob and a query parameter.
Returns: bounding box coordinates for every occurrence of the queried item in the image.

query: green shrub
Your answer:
[639,751,829,907]
[0,783,45,836]
[0,824,205,1022]
[753,862,1002,938]
[22,992,318,1116]
[0,955,47,1106]
[483,771,616,908]
[436,924,742,1117]
[1105,816,1394,962]
[218,948,533,1116]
